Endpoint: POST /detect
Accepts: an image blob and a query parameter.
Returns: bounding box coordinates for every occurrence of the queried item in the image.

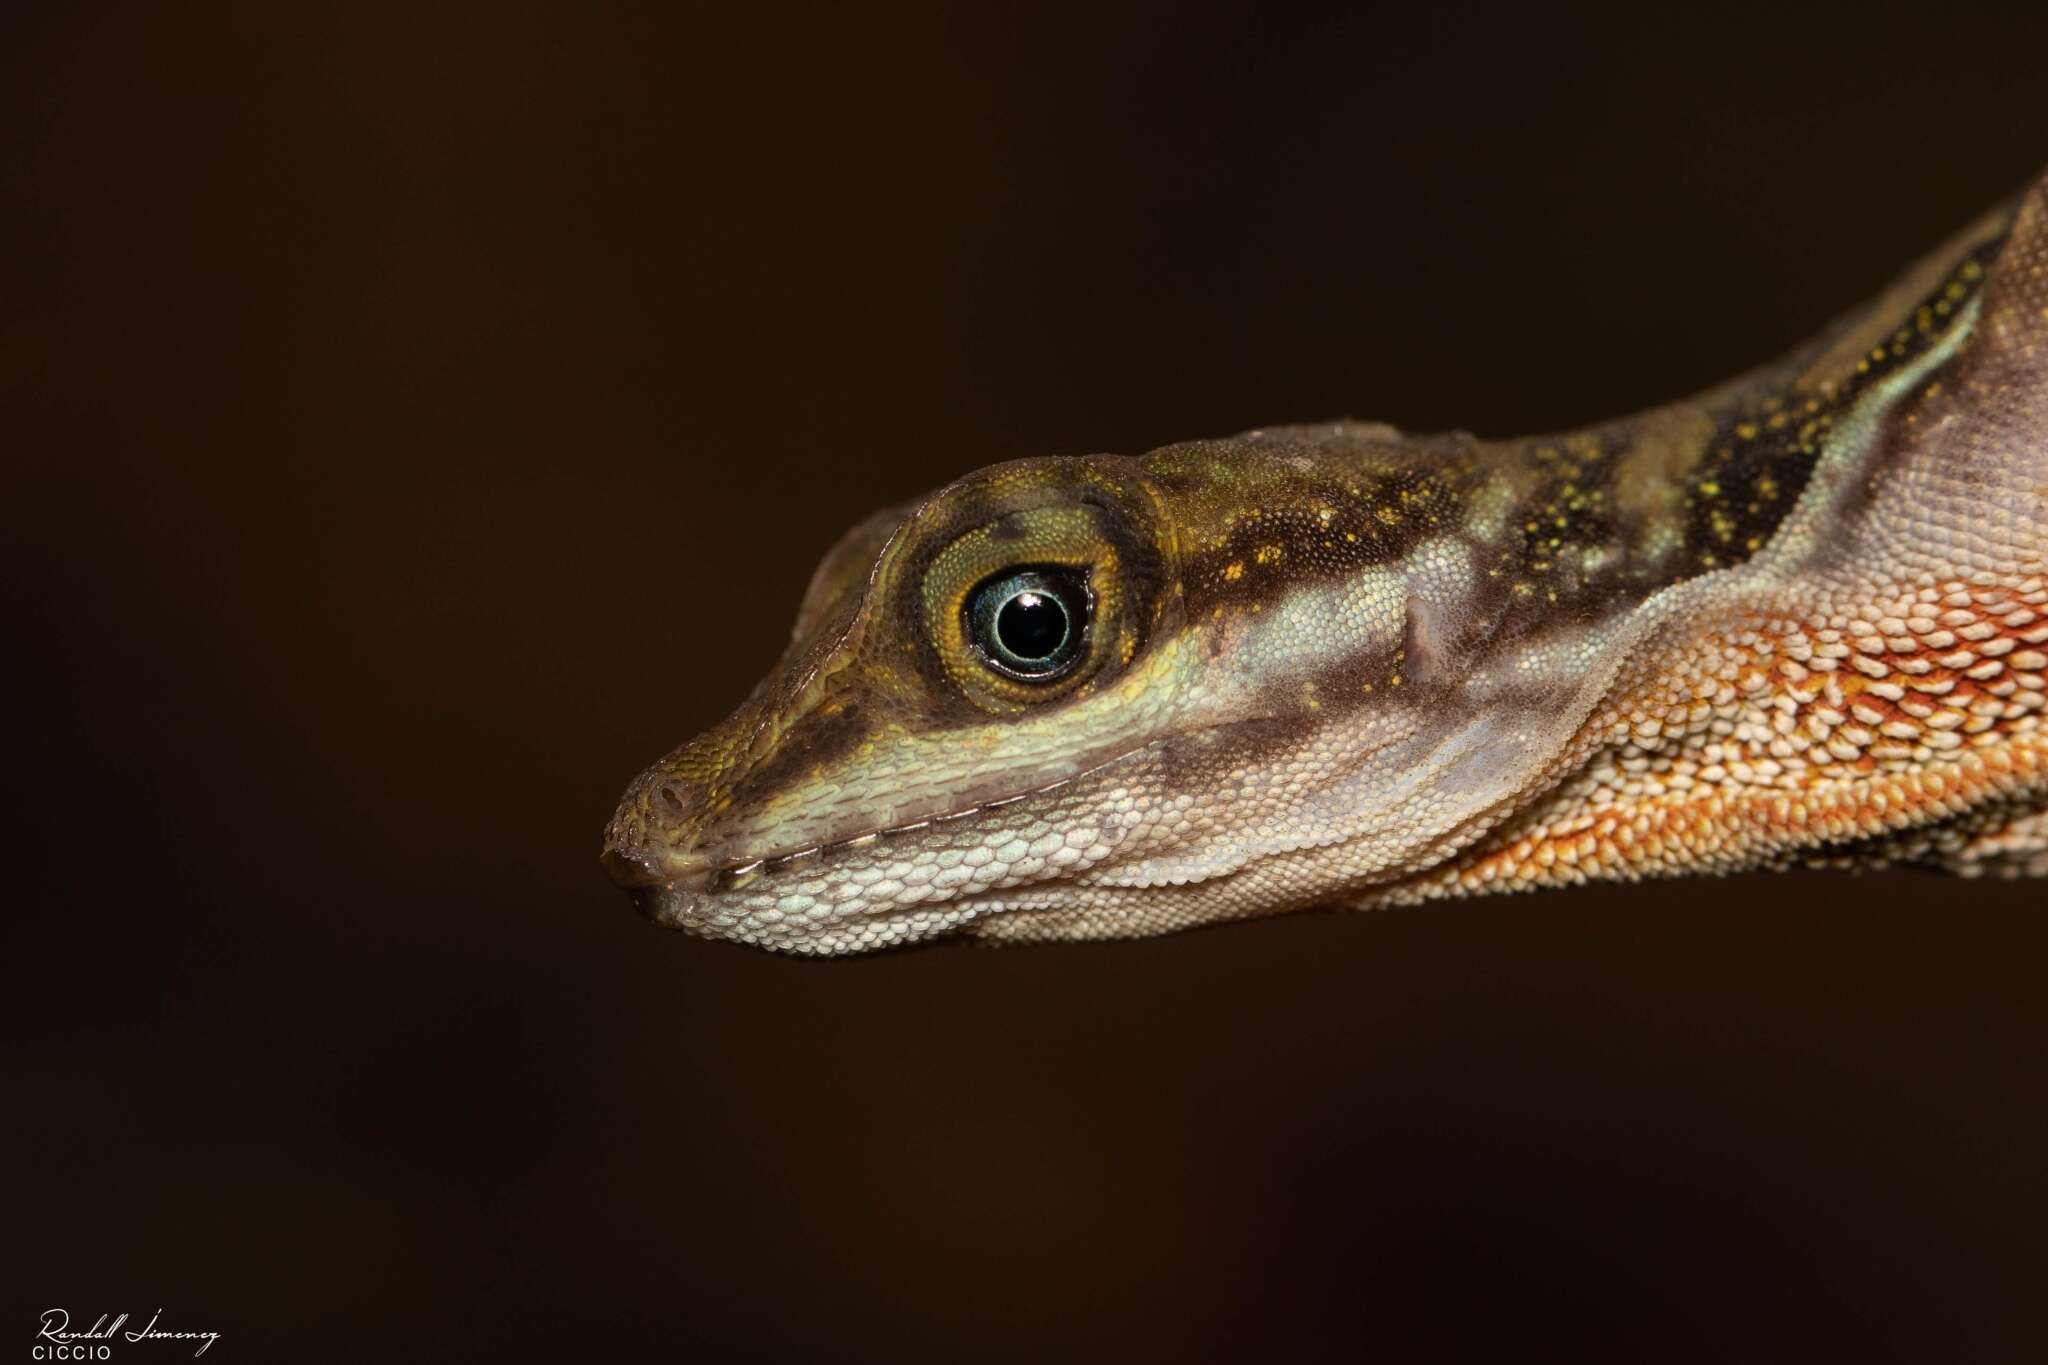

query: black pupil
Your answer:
[969,567,1088,680]
[996,590,1068,660]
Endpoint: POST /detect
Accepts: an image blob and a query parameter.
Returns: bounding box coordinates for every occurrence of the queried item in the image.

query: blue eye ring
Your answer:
[966,566,1091,681]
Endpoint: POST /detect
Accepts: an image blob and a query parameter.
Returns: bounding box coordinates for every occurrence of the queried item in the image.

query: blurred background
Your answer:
[7,2,2046,1359]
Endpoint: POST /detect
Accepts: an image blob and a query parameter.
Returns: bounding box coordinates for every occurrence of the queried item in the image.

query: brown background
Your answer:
[7,3,2047,1360]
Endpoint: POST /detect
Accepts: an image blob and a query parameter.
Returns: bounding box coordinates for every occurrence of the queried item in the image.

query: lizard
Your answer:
[602,165,2048,956]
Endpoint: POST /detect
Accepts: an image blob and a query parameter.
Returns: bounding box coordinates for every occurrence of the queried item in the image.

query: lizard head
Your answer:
[602,451,1202,953]
[602,427,1614,954]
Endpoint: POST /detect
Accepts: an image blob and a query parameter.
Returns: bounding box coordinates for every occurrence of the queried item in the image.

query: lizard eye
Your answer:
[967,567,1091,681]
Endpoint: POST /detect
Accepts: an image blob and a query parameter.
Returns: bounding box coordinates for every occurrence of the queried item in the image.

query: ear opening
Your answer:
[1401,592,1449,685]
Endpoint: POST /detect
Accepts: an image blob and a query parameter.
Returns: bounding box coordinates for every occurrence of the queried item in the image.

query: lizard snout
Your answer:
[602,849,669,922]
[599,843,714,926]
[598,846,665,890]
[600,761,723,918]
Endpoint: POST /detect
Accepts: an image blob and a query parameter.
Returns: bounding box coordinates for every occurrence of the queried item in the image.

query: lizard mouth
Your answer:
[603,764,1118,899]
[600,732,1187,919]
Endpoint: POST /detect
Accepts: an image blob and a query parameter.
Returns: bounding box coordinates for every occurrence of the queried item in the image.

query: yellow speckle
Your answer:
[1698,480,1721,497]
[1375,506,1402,527]
[1736,421,1759,440]
[1254,544,1283,565]
[1222,561,1244,581]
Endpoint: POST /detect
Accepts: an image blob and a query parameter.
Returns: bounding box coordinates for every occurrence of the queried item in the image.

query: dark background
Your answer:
[7,3,2046,1360]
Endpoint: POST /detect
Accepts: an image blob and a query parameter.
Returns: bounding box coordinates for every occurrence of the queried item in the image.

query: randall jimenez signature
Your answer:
[35,1310,218,1359]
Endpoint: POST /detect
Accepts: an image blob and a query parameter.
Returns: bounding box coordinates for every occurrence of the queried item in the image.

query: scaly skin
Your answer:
[603,168,2048,955]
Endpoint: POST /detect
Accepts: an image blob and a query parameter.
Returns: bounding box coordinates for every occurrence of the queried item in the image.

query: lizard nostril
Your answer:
[655,779,718,826]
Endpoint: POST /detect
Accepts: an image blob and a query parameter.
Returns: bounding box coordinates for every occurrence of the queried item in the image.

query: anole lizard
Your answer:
[604,167,2048,955]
